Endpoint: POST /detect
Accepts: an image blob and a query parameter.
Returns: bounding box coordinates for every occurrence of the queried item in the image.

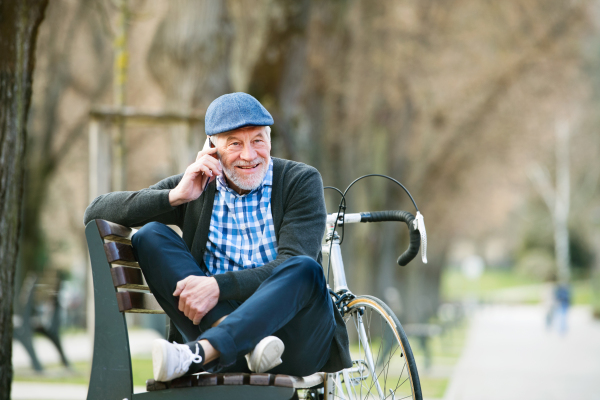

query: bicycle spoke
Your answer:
[367,340,400,396]
[338,298,420,400]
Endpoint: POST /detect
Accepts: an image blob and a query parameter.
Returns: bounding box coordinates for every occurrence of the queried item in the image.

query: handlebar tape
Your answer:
[359,210,421,266]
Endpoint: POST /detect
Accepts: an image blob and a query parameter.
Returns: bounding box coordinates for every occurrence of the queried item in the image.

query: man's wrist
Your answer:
[209,276,220,298]
[169,188,185,207]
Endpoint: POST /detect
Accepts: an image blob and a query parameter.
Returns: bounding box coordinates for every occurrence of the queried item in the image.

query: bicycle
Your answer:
[308,175,428,400]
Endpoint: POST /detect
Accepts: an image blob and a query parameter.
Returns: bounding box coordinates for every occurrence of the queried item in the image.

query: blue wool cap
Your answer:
[205,92,274,135]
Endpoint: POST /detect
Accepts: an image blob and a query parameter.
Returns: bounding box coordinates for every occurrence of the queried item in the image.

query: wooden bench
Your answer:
[85,219,324,400]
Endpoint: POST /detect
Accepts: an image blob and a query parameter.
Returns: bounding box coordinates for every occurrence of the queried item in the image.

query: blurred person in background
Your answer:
[84,93,351,382]
[553,282,572,335]
[545,273,571,336]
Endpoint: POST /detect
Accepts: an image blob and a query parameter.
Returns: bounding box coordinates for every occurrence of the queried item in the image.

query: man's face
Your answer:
[212,126,271,194]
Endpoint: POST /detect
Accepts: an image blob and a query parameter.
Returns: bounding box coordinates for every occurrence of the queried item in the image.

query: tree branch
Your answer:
[528,163,556,212]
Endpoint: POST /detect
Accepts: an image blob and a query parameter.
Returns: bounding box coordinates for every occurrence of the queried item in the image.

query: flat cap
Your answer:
[205,92,274,135]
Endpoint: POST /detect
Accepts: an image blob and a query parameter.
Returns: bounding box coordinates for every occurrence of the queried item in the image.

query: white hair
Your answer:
[210,126,271,147]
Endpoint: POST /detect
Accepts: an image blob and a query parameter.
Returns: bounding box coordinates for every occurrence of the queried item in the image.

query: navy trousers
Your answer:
[131,222,336,376]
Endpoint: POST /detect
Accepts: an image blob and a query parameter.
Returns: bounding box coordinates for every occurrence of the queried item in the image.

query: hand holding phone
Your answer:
[168,138,222,206]
[202,137,220,191]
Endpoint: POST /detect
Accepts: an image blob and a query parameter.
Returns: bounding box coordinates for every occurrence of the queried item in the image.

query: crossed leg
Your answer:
[132,222,336,376]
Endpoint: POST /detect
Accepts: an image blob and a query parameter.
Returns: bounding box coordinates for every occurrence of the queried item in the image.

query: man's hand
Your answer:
[169,148,222,206]
[173,276,220,325]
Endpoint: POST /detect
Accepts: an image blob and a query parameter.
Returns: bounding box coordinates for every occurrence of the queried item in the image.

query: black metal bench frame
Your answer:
[85,219,325,400]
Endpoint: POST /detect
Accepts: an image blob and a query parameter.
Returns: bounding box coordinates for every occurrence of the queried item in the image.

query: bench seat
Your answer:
[146,372,324,391]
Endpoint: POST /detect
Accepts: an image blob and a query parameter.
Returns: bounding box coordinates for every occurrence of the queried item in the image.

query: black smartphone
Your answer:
[202,137,218,191]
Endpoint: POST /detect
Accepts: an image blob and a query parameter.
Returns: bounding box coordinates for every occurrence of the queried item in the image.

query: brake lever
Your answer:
[413,211,428,263]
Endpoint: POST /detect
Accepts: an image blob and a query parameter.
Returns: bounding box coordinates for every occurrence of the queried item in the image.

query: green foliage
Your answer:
[516,199,594,278]
[569,230,595,274]
[515,249,555,280]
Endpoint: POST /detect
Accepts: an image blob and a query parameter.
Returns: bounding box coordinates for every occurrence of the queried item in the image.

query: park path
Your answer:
[11,329,160,399]
[443,305,600,400]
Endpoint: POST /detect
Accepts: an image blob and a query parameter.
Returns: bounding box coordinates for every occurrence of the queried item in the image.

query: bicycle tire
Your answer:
[330,295,422,400]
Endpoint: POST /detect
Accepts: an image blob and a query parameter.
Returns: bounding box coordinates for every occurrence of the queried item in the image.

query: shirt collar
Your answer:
[217,158,273,196]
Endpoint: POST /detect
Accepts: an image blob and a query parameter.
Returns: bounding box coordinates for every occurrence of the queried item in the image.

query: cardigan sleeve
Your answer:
[83,174,185,228]
[214,165,327,301]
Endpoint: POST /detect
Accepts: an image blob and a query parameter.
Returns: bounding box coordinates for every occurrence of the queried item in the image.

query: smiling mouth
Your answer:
[236,164,260,170]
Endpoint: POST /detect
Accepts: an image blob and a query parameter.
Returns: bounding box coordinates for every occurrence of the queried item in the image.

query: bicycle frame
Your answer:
[322,214,387,400]
[322,213,363,294]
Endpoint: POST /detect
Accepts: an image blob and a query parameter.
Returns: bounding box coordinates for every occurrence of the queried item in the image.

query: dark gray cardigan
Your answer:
[84,157,351,372]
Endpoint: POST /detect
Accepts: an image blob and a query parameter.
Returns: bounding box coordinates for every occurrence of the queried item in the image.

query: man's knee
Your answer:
[131,221,169,251]
[286,256,326,287]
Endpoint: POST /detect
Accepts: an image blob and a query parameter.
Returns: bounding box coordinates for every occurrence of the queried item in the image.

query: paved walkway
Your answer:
[11,329,160,400]
[12,329,161,368]
[444,305,600,400]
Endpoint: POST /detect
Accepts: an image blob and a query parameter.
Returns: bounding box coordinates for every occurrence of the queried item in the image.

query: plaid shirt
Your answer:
[203,159,278,275]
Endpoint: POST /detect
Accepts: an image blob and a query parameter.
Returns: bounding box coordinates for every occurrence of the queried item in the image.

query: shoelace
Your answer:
[173,342,203,374]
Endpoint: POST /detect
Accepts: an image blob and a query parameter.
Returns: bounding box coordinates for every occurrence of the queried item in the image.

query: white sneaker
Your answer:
[152,339,203,382]
[245,336,284,373]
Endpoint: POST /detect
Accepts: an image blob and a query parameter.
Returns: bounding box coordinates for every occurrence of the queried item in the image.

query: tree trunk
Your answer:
[18,0,112,289]
[0,0,47,397]
[554,121,571,284]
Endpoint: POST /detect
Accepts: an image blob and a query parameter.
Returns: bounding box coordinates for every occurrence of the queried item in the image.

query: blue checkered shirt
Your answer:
[203,159,278,275]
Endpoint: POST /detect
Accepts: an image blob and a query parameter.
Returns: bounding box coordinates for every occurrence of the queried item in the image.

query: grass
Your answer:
[441,268,539,301]
[419,377,449,398]
[13,358,154,389]
[340,318,468,399]
[408,322,469,398]
[13,362,91,385]
[409,323,469,361]
[572,280,592,305]
[441,267,593,305]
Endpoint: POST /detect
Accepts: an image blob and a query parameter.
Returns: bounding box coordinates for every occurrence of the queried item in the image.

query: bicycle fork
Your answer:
[357,312,386,399]
[324,312,386,400]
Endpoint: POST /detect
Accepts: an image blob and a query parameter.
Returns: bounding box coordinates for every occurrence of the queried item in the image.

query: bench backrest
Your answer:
[86,219,141,400]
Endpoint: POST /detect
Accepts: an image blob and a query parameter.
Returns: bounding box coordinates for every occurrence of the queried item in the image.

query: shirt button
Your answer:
[240,224,246,230]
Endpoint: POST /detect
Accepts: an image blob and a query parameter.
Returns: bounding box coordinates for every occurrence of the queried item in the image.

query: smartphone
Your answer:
[202,137,219,190]
[202,136,213,151]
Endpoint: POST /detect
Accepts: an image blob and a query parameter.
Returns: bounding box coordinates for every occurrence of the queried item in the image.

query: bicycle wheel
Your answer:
[329,295,422,400]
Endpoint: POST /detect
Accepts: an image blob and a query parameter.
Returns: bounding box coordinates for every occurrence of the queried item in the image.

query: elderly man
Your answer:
[84,93,350,381]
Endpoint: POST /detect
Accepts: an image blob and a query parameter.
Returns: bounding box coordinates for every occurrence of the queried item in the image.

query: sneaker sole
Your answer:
[249,337,284,373]
[152,340,168,381]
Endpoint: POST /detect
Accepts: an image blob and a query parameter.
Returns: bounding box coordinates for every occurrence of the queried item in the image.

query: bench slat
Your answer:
[273,375,294,388]
[146,373,307,392]
[104,242,139,267]
[222,373,249,385]
[110,266,149,291]
[116,292,164,314]
[196,374,220,387]
[249,373,273,386]
[96,219,135,244]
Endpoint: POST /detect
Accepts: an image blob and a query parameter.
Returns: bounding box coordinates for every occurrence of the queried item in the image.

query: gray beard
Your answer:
[222,157,269,191]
